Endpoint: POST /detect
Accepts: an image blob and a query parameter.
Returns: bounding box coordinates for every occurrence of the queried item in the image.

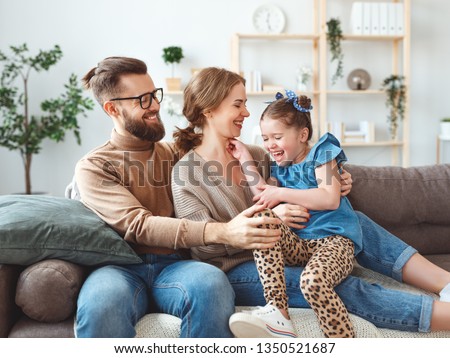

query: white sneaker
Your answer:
[229,304,297,338]
[439,283,450,302]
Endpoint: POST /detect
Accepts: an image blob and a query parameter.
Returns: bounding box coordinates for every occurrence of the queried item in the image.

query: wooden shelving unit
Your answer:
[230,0,410,166]
[319,0,410,166]
[231,31,321,141]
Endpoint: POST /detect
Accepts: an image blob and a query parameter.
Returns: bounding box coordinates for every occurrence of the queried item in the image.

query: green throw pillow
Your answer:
[0,195,142,266]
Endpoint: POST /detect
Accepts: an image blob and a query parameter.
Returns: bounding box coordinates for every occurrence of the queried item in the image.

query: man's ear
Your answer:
[103,101,119,116]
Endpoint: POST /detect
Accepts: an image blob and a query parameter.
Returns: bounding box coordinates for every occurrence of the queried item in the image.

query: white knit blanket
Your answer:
[135,264,450,338]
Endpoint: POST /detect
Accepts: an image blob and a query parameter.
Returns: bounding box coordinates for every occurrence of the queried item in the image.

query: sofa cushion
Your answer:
[15,260,87,323]
[8,316,75,338]
[346,164,450,255]
[0,195,142,266]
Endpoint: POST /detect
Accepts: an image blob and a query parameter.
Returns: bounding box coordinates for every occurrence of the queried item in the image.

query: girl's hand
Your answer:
[226,138,251,162]
[253,184,282,208]
[272,203,310,230]
[340,168,353,197]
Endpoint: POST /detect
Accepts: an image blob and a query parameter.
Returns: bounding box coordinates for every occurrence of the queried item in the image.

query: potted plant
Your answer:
[326,18,344,85]
[441,118,450,138]
[162,46,184,91]
[381,75,406,140]
[0,44,94,194]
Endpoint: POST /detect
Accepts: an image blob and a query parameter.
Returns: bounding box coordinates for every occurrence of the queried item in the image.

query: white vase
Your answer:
[297,82,307,92]
[440,122,450,138]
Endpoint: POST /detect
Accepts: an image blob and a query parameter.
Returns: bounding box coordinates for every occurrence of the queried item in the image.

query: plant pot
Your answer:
[165,78,182,92]
[440,122,450,138]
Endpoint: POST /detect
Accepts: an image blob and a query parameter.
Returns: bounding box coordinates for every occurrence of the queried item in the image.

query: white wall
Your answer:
[0,0,449,196]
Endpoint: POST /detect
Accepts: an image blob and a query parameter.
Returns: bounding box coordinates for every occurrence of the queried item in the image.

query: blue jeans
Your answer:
[75,254,235,338]
[227,211,433,333]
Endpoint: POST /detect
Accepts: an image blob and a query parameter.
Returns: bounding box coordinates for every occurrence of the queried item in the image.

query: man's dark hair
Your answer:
[82,57,147,105]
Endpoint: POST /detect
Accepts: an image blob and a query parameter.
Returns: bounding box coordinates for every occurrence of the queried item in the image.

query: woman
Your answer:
[171,67,450,336]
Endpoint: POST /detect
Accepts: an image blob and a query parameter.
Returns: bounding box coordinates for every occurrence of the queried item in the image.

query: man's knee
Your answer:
[185,262,234,298]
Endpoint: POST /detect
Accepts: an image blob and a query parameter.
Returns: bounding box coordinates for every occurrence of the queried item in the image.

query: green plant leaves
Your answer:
[326,18,344,86]
[0,44,94,193]
[162,46,184,78]
[381,75,406,139]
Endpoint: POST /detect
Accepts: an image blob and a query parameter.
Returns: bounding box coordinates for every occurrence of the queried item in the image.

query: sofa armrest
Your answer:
[0,264,23,337]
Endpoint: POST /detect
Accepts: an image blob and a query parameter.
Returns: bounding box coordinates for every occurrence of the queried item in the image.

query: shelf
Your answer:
[247,91,320,96]
[342,34,404,41]
[341,141,403,147]
[327,90,384,95]
[235,33,319,41]
[318,0,410,166]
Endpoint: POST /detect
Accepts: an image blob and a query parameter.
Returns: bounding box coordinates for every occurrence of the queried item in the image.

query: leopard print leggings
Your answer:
[254,209,356,338]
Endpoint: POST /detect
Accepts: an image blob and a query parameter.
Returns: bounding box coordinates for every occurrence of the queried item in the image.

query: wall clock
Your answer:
[252,4,286,34]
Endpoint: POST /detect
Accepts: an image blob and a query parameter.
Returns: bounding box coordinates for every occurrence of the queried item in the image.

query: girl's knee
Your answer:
[253,208,276,219]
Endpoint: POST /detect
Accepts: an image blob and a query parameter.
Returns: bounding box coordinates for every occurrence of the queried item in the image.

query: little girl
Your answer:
[227,90,362,338]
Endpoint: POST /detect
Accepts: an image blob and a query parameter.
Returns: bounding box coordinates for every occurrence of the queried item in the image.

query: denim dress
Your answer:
[271,132,363,255]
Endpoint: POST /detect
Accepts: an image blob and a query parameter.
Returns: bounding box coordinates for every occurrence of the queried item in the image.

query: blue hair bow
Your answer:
[275,89,313,113]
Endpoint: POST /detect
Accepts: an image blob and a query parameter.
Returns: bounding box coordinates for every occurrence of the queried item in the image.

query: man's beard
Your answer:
[123,109,165,142]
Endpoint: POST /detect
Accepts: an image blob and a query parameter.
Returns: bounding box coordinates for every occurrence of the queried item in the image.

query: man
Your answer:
[74,57,282,337]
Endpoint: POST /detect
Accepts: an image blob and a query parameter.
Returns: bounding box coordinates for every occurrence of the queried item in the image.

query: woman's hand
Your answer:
[272,203,310,230]
[340,168,353,197]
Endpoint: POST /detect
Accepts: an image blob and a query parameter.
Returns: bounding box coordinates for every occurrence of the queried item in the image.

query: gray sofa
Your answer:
[1,163,450,338]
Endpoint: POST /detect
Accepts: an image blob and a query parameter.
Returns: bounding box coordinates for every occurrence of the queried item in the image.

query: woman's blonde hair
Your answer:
[173,67,245,156]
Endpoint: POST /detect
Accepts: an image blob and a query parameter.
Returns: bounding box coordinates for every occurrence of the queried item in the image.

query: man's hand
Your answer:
[272,203,310,230]
[204,204,281,249]
[340,168,353,197]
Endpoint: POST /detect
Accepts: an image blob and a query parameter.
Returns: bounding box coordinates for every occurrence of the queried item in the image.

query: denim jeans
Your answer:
[75,254,235,338]
[227,211,433,333]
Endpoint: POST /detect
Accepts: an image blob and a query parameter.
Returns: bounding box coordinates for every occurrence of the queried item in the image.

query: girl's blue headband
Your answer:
[274,89,313,113]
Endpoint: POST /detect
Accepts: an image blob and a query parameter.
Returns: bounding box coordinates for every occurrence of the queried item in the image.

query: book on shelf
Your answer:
[351,2,403,37]
[244,70,262,92]
[351,2,363,35]
[344,133,366,143]
[362,2,372,35]
[326,121,375,144]
[344,121,375,143]
[394,2,404,35]
[379,2,389,35]
[370,2,380,35]
[359,121,375,142]
[262,84,284,93]
[326,121,345,143]
[387,2,397,35]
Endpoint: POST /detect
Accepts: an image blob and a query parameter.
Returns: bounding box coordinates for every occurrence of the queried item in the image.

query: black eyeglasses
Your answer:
[109,88,164,109]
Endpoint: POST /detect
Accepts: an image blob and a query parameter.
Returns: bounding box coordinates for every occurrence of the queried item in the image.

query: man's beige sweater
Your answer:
[75,130,206,255]
[171,146,271,271]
